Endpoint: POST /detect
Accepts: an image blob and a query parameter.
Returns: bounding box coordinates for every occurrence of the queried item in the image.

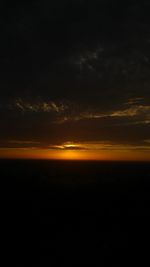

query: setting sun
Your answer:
[0,140,150,161]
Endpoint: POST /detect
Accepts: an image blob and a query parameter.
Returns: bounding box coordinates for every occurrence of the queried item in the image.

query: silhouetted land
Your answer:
[1,159,150,266]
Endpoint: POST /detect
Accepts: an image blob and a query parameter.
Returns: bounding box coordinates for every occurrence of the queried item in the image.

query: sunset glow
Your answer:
[0,1,150,163]
[0,141,150,161]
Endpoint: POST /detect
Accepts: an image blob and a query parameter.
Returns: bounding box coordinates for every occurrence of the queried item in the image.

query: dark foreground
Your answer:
[1,159,150,266]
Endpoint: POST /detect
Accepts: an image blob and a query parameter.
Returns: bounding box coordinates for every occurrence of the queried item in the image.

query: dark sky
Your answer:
[0,0,150,157]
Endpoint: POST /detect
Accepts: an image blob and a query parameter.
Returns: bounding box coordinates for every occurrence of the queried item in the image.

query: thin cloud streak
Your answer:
[1,97,150,127]
[55,103,150,125]
[1,140,150,151]
[14,98,67,113]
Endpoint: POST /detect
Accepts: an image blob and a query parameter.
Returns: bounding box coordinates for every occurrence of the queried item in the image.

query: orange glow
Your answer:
[0,147,150,161]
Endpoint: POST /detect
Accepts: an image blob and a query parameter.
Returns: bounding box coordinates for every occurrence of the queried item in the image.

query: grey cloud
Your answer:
[13,98,68,113]
[54,100,150,126]
[2,98,150,127]
[110,105,150,118]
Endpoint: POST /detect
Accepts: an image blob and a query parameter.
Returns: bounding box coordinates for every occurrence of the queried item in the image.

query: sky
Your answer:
[0,0,150,160]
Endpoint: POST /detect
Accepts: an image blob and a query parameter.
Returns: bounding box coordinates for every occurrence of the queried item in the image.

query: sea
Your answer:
[1,159,150,266]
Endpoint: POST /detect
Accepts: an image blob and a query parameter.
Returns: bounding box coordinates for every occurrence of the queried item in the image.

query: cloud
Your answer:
[0,97,149,148]
[71,46,104,73]
[8,140,41,145]
[42,141,150,152]
[125,97,145,105]
[0,139,41,149]
[110,105,150,118]
[1,139,150,155]
[2,97,150,128]
[54,100,150,125]
[10,97,150,123]
[48,142,87,150]
[13,98,68,113]
[45,140,150,152]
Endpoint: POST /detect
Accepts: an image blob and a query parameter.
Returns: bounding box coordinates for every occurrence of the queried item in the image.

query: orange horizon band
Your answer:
[0,148,150,162]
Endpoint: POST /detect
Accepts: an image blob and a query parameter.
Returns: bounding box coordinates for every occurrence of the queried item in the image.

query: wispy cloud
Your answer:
[1,140,150,153]
[2,97,150,127]
[47,141,150,152]
[55,101,150,125]
[8,140,41,145]
[0,139,41,148]
[70,46,104,73]
[14,98,67,113]
[124,97,145,105]
[110,105,150,118]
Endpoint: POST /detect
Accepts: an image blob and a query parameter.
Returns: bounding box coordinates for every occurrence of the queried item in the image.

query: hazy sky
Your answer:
[0,0,150,160]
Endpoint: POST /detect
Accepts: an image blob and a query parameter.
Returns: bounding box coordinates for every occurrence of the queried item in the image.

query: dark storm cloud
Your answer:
[0,1,150,151]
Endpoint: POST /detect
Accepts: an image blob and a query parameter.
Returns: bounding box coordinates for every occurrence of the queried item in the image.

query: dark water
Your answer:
[1,159,150,266]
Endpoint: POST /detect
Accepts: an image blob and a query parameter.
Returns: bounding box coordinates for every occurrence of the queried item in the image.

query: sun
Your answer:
[64,144,76,149]
[63,142,79,149]
[48,141,87,160]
